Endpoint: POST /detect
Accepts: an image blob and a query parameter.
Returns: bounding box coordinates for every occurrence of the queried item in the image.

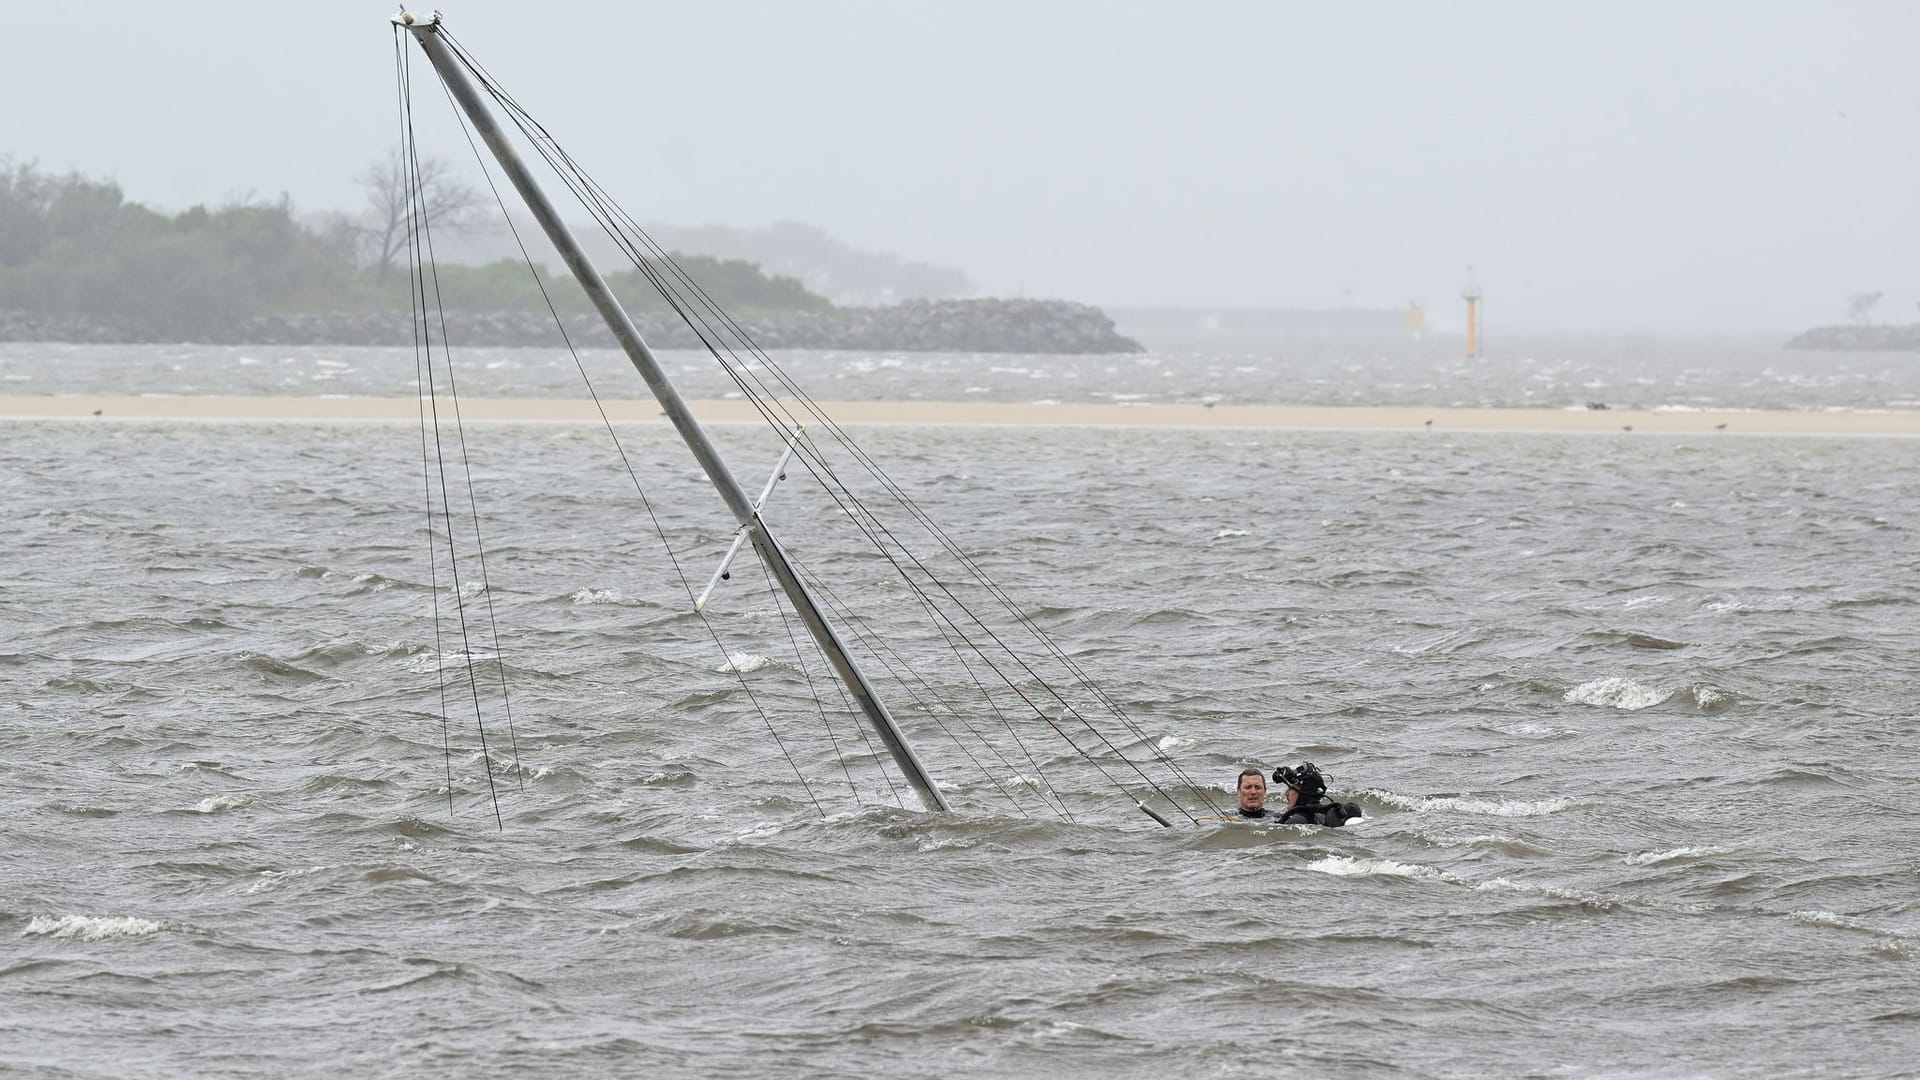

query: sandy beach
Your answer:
[3,394,1919,435]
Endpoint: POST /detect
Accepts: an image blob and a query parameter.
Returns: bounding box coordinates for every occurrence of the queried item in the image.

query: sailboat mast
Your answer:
[397,13,949,812]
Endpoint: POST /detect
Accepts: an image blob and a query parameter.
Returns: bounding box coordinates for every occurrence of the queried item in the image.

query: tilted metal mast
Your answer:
[396,12,948,811]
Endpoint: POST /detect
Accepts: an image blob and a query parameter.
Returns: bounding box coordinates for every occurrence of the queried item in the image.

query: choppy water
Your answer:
[4,344,1919,1077]
[5,333,1920,410]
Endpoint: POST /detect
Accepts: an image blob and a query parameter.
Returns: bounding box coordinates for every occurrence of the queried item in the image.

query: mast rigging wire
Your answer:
[416,25,1219,824]
[411,27,832,819]
[398,33,508,827]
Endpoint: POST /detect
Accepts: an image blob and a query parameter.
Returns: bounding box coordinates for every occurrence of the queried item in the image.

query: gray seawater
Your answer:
[4,333,1920,410]
[4,343,1919,1078]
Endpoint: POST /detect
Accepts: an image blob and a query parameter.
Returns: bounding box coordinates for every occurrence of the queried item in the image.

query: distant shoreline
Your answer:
[5,395,1918,435]
[1783,324,1920,351]
[0,298,1144,355]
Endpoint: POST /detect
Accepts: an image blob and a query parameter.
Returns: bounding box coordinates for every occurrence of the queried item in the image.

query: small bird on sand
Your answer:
[1714,422,1727,432]
[1621,425,1633,432]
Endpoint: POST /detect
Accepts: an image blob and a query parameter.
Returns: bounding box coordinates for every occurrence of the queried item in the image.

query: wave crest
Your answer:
[1307,855,1445,880]
[1565,676,1669,710]
[24,915,168,941]
[1370,790,1574,816]
[569,588,628,605]
[1624,846,1725,866]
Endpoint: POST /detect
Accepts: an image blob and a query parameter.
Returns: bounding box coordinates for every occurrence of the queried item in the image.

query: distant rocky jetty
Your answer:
[0,298,1143,354]
[1784,324,1920,351]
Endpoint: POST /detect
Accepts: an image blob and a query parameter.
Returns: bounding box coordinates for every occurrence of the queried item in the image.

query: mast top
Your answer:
[391,9,441,29]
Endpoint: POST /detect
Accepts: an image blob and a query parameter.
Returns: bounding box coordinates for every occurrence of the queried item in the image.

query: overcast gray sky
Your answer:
[5,1,1915,331]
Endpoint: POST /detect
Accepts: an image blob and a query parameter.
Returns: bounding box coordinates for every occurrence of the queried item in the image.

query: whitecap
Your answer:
[1307,855,1445,880]
[1789,909,1908,939]
[1370,790,1574,816]
[1692,686,1729,710]
[404,649,492,674]
[1474,878,1620,907]
[243,866,331,895]
[1565,676,1670,711]
[24,915,167,941]
[728,822,783,842]
[717,653,772,674]
[190,794,248,814]
[1424,833,1525,849]
[1211,528,1249,540]
[1624,846,1724,866]
[569,588,626,605]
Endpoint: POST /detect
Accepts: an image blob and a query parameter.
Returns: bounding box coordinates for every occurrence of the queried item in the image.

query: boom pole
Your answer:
[396,12,948,812]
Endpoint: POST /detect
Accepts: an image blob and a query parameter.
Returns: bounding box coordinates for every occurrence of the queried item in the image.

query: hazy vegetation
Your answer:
[440,220,973,307]
[0,159,832,334]
[0,161,360,335]
[609,221,972,306]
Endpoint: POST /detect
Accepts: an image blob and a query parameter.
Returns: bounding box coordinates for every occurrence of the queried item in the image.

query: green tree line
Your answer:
[0,159,832,334]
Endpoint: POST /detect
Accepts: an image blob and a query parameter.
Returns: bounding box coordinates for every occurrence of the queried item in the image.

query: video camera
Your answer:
[1272,761,1327,801]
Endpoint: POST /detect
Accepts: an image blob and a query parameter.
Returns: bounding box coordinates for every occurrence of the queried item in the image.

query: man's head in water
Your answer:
[1236,769,1267,814]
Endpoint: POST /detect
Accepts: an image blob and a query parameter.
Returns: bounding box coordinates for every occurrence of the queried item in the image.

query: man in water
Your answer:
[1234,768,1271,818]
[1272,762,1363,827]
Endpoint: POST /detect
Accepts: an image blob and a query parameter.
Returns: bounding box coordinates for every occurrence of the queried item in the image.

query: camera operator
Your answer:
[1271,762,1363,827]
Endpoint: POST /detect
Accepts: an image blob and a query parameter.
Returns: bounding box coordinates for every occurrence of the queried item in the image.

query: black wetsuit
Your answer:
[1234,801,1361,826]
[1278,799,1363,827]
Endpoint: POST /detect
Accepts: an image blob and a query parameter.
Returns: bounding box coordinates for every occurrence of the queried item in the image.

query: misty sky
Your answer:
[5,1,1915,331]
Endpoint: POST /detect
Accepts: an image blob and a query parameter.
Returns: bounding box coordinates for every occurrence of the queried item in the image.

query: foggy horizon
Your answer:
[5,1,1916,333]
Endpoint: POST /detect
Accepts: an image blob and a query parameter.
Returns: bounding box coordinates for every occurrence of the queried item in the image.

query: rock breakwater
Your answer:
[0,298,1143,354]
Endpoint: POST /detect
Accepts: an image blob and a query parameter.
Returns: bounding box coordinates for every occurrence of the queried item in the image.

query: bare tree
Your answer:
[355,146,485,281]
[1846,291,1883,327]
